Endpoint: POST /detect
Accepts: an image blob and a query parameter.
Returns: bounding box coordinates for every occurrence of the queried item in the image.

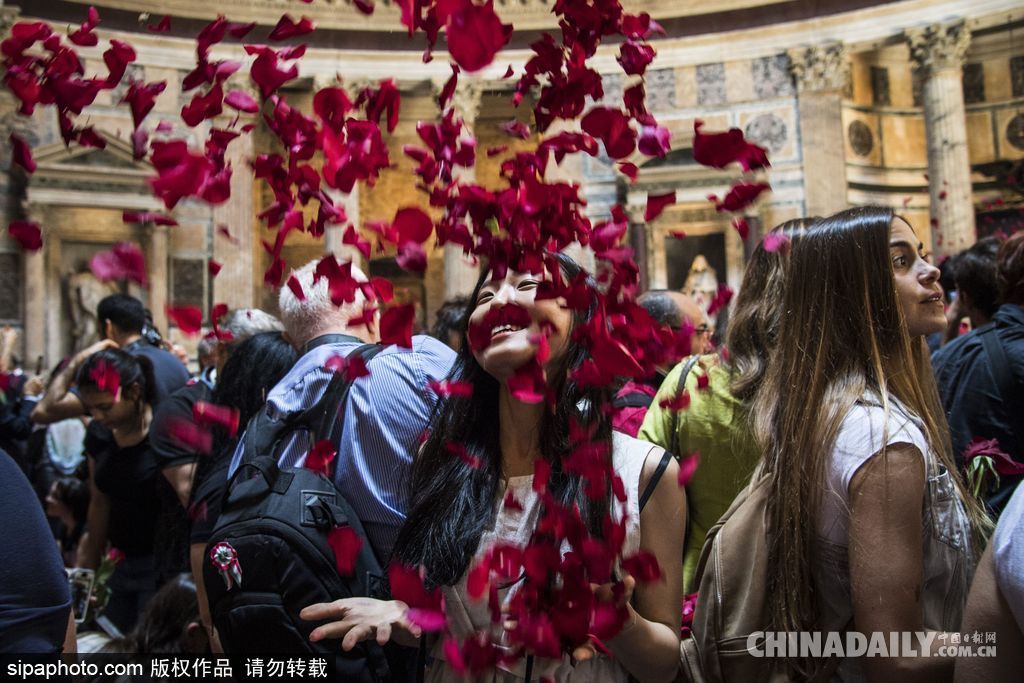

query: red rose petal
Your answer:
[305,439,337,475]
[8,220,42,251]
[445,0,512,73]
[693,120,770,172]
[380,304,416,348]
[644,191,675,222]
[10,133,36,173]
[208,259,222,278]
[327,525,362,576]
[166,305,204,335]
[677,451,700,487]
[192,400,240,437]
[224,89,259,113]
[268,14,315,41]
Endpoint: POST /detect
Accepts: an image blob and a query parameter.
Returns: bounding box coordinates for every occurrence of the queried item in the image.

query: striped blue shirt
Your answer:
[228,335,456,562]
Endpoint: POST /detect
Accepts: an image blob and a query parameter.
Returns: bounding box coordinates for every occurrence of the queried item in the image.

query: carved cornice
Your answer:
[787,42,849,94]
[907,21,972,75]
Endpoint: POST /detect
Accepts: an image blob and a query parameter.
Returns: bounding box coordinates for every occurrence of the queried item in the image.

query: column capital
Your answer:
[907,21,971,75]
[0,6,21,38]
[787,42,849,94]
[432,77,485,126]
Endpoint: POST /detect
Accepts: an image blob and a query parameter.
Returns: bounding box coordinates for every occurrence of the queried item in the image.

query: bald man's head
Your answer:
[638,289,713,356]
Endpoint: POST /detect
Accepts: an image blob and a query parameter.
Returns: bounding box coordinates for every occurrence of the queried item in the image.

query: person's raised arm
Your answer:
[849,442,956,682]
[604,448,685,682]
[32,339,116,425]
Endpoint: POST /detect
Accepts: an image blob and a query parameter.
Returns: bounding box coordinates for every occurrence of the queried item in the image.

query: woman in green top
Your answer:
[638,218,813,594]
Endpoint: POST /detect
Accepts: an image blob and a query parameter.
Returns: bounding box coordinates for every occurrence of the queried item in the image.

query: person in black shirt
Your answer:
[31,294,189,425]
[74,348,187,633]
[933,231,1024,513]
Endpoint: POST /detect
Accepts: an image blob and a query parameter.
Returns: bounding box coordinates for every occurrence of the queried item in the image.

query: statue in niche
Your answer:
[682,254,719,316]
[66,271,119,353]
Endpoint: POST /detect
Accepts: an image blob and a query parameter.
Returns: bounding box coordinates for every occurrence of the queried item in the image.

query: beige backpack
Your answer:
[678,475,843,683]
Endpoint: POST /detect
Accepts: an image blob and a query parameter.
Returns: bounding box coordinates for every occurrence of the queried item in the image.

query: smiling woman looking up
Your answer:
[751,206,991,682]
[301,252,685,682]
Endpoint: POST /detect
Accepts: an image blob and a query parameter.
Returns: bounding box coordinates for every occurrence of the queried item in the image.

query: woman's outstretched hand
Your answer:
[572,575,638,663]
[300,598,419,650]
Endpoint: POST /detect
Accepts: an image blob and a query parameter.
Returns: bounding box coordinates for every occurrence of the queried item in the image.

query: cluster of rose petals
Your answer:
[0,1,780,670]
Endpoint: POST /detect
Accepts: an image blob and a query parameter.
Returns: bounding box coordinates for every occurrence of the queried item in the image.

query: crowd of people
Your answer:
[1,205,1023,682]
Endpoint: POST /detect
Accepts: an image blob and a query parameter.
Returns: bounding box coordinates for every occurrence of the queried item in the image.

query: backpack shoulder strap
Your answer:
[979,326,1024,452]
[670,355,701,455]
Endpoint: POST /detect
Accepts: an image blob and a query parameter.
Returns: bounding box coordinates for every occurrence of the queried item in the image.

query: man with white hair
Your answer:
[153,308,284,508]
[228,258,456,563]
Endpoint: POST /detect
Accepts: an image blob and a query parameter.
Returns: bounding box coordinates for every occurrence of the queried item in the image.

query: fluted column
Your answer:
[213,77,257,308]
[908,22,974,256]
[318,75,362,266]
[788,42,850,218]
[439,78,483,299]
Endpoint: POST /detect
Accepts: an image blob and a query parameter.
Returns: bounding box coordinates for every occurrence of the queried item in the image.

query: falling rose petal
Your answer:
[669,230,687,240]
[619,162,638,182]
[380,304,416,348]
[581,107,636,159]
[268,14,316,41]
[326,525,362,576]
[707,284,734,316]
[678,451,700,487]
[622,550,661,582]
[8,221,42,251]
[645,191,676,222]
[148,15,171,33]
[76,127,107,149]
[406,608,447,632]
[286,274,306,301]
[659,389,690,412]
[428,379,474,397]
[90,242,148,287]
[732,217,749,240]
[693,120,770,172]
[393,207,434,244]
[306,439,337,475]
[216,224,239,245]
[208,259,222,278]
[10,133,36,173]
[447,441,483,469]
[696,373,710,391]
[396,242,428,273]
[192,401,240,437]
[224,89,259,113]
[637,125,671,158]
[617,41,656,76]
[166,305,204,335]
[709,182,770,213]
[500,119,530,139]
[353,0,376,14]
[369,276,394,303]
[762,231,790,253]
[445,0,512,73]
[165,416,212,455]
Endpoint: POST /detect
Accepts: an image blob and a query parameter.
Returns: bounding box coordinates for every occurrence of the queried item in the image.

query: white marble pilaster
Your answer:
[908,21,975,256]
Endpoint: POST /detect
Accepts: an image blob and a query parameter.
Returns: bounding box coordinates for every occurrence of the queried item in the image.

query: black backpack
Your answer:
[204,343,393,681]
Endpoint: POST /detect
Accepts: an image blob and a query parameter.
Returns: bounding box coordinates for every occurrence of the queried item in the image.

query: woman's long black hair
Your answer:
[392,252,614,588]
[192,332,298,487]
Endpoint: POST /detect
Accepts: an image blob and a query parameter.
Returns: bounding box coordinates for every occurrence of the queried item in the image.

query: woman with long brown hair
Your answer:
[751,206,990,681]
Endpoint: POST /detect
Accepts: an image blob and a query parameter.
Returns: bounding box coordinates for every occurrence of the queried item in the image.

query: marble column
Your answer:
[440,79,483,300]
[908,22,975,256]
[788,42,850,219]
[213,80,258,309]
[147,224,169,338]
[22,203,47,368]
[315,75,363,268]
